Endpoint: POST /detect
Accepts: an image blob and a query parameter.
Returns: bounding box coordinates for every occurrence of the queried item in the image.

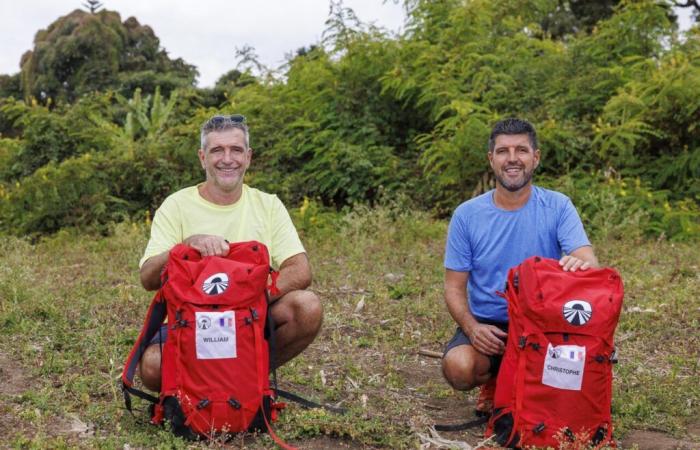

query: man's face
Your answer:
[198,128,251,194]
[488,134,540,192]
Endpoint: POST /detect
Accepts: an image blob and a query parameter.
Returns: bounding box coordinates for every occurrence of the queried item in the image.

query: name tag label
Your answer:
[542,343,585,390]
[195,311,237,359]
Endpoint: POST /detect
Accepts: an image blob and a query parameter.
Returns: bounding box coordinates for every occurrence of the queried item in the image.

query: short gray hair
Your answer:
[200,114,250,150]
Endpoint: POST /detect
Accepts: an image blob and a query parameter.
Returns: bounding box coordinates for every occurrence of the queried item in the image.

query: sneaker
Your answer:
[475,378,496,417]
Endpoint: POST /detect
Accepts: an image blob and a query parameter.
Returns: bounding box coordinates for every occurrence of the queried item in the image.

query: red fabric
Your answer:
[486,256,623,449]
[157,241,275,435]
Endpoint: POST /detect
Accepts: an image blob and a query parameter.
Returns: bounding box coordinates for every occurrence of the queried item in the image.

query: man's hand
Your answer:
[469,324,507,356]
[559,245,599,272]
[141,234,232,291]
[558,255,591,272]
[184,234,229,257]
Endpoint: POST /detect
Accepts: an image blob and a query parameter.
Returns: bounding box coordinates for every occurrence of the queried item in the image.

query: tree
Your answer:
[19,9,197,103]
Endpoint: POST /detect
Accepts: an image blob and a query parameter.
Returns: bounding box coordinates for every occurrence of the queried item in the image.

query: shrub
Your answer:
[541,171,699,242]
[0,153,127,235]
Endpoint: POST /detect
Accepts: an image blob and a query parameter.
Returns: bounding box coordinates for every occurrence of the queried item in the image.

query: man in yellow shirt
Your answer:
[138,114,323,391]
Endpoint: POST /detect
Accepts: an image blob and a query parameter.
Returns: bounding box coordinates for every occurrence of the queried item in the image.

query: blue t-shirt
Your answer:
[444,186,590,322]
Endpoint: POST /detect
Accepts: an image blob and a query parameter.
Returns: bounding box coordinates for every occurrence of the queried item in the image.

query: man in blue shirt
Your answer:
[442,118,598,414]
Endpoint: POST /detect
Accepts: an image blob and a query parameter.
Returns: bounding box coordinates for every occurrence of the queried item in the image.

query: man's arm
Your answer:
[444,269,506,355]
[140,251,169,291]
[271,253,312,301]
[559,245,599,272]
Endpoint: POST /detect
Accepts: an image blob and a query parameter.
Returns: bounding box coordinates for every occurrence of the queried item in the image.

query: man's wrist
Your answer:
[460,314,477,336]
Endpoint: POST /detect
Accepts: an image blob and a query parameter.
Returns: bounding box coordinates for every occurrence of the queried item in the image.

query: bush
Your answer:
[0,153,127,235]
[0,138,22,182]
[541,171,700,242]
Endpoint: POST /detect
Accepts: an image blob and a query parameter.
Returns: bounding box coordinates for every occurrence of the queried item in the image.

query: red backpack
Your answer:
[121,241,288,442]
[487,256,624,449]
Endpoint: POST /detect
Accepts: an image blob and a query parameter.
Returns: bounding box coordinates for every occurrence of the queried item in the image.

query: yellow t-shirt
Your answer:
[140,184,305,269]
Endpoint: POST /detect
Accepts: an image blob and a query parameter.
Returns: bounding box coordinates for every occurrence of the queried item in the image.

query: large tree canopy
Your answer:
[19,9,197,102]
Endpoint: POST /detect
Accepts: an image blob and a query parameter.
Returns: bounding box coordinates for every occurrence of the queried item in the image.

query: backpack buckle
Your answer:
[197,399,210,410]
[228,398,241,409]
[533,422,545,434]
[518,336,527,349]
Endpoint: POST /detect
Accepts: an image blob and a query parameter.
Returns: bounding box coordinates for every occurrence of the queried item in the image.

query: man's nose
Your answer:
[222,149,234,163]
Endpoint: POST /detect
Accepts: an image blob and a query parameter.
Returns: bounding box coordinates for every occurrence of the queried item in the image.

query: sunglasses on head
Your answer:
[206,114,247,126]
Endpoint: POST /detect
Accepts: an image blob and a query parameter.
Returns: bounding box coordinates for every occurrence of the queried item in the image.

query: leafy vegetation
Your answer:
[0,0,696,240]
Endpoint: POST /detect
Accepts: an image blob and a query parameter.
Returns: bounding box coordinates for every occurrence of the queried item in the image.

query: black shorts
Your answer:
[443,321,508,377]
[149,324,169,345]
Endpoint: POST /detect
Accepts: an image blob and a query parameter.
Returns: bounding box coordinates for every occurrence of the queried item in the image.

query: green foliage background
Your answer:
[0,0,698,240]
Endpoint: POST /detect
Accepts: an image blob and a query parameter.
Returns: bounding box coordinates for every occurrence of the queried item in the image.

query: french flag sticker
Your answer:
[569,350,584,361]
[219,317,234,327]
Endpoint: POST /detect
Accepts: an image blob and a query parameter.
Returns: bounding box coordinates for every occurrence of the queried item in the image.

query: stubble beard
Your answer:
[495,165,534,192]
[208,167,245,193]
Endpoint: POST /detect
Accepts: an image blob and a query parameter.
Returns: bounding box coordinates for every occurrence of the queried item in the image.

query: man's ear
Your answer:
[198,148,206,169]
[487,150,494,167]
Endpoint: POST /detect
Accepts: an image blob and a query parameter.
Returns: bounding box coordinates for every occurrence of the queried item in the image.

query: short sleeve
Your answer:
[139,198,181,268]
[557,198,591,254]
[268,196,305,269]
[444,209,473,272]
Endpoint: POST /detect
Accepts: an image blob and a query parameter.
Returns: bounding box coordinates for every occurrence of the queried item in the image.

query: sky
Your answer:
[0,2,695,88]
[0,0,407,87]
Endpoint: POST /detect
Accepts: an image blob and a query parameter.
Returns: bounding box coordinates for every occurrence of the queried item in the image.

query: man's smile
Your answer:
[504,165,524,175]
[216,166,240,175]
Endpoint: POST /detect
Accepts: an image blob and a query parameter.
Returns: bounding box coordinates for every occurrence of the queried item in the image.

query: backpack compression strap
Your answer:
[121,291,167,411]
[274,388,347,414]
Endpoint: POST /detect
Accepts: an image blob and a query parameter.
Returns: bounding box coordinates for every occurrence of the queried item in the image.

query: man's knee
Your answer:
[138,344,162,392]
[442,346,484,391]
[296,290,323,332]
[274,290,323,334]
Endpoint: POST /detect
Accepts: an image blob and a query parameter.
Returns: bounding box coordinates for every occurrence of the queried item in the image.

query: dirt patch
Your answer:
[0,351,27,396]
[0,350,30,440]
[0,351,83,443]
[619,430,700,450]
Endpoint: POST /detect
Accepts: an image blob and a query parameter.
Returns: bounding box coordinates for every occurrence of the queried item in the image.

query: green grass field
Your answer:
[0,205,698,449]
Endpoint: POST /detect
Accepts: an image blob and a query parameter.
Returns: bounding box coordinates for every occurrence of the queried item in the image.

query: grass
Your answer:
[0,204,698,449]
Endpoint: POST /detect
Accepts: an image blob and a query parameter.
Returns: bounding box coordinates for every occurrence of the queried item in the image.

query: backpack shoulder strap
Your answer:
[120,290,167,409]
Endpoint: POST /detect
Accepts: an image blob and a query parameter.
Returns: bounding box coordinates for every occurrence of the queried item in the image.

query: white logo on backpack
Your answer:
[542,343,586,390]
[202,273,229,295]
[195,311,237,359]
